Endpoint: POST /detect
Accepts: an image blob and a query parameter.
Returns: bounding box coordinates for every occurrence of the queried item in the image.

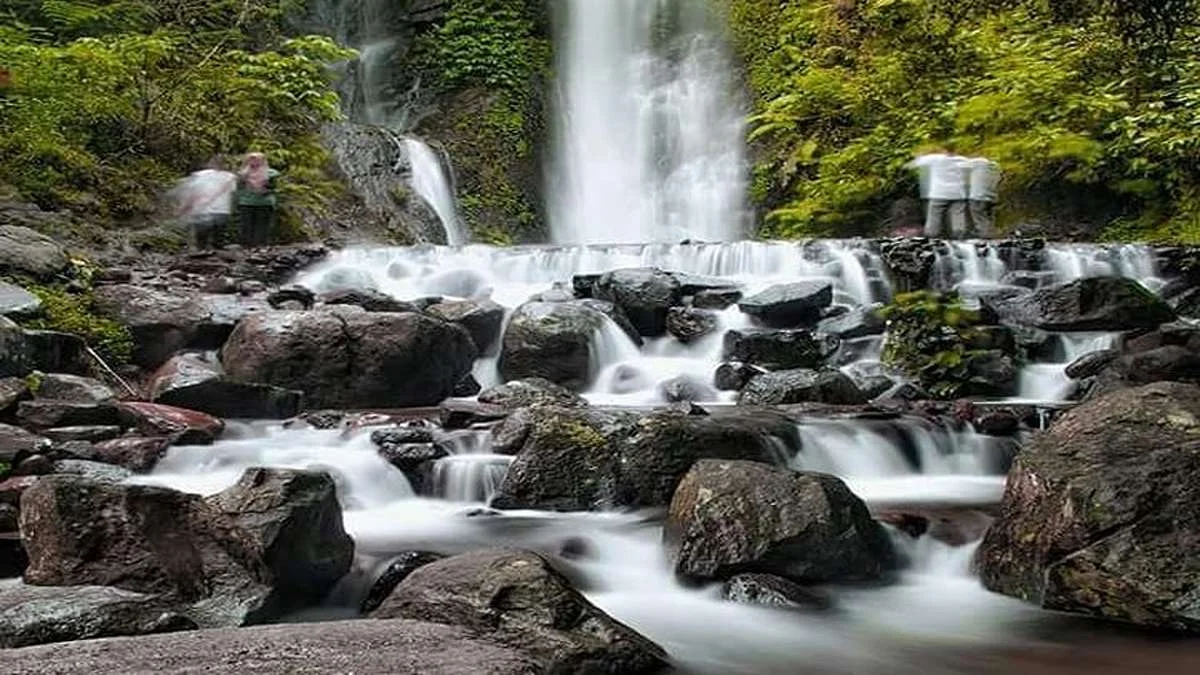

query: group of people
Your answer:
[174,153,280,249]
[907,149,1000,239]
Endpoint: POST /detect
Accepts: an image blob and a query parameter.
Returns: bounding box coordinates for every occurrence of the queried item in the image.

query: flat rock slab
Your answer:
[0,281,41,319]
[3,619,540,675]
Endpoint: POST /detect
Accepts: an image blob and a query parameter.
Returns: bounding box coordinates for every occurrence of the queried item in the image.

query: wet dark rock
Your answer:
[116,401,224,445]
[658,375,717,403]
[13,454,53,476]
[498,302,604,390]
[963,351,1019,398]
[1065,349,1120,380]
[571,273,600,298]
[0,476,39,506]
[967,325,1019,354]
[0,376,30,415]
[0,281,41,319]
[978,382,1200,631]
[438,400,507,430]
[478,377,587,410]
[42,426,121,444]
[50,459,134,483]
[666,460,895,584]
[0,423,49,464]
[376,443,449,476]
[722,329,825,370]
[489,408,535,455]
[879,509,994,548]
[492,407,797,512]
[673,273,736,296]
[722,573,835,611]
[985,277,1175,332]
[370,549,668,673]
[816,304,886,340]
[452,373,482,397]
[148,353,303,420]
[692,287,743,310]
[666,307,718,343]
[425,299,506,351]
[360,551,444,613]
[738,281,833,328]
[875,382,933,402]
[201,277,237,294]
[0,581,195,648]
[267,284,315,310]
[370,425,435,446]
[90,437,172,473]
[0,225,69,280]
[714,362,763,392]
[16,400,120,430]
[593,268,683,337]
[222,308,477,409]
[571,298,643,346]
[1091,345,1200,395]
[20,329,89,376]
[878,238,937,293]
[319,288,416,313]
[34,373,116,404]
[738,369,868,406]
[0,503,17,532]
[974,411,1020,436]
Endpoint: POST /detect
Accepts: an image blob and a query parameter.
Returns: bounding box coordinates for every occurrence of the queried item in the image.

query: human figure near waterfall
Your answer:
[236,152,281,246]
[907,148,969,238]
[965,156,1000,237]
[174,157,236,250]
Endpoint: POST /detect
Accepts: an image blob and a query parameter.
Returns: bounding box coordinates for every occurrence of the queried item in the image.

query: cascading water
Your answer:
[402,138,467,246]
[548,0,749,244]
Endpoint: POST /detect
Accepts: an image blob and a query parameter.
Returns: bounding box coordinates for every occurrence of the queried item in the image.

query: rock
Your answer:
[42,426,121,443]
[148,353,303,420]
[222,309,477,409]
[658,375,717,403]
[878,509,994,547]
[360,551,444,613]
[438,400,507,430]
[1065,349,1120,380]
[2,618,552,673]
[693,287,743,310]
[963,351,1019,398]
[13,454,52,476]
[673,273,735,296]
[665,460,895,584]
[530,283,574,303]
[1093,346,1200,394]
[722,329,825,370]
[570,298,643,346]
[497,302,604,390]
[478,378,587,410]
[816,304,885,339]
[266,284,315,310]
[722,573,835,611]
[20,330,88,375]
[0,424,49,464]
[90,437,172,473]
[0,503,16,532]
[0,476,40,506]
[714,362,763,392]
[666,307,718,344]
[738,369,867,406]
[593,268,682,337]
[0,281,41,319]
[879,239,937,292]
[116,402,224,445]
[376,443,449,475]
[967,325,1019,355]
[0,376,30,414]
[987,277,1176,332]
[0,581,195,648]
[370,426,436,446]
[319,288,416,313]
[51,459,133,483]
[738,282,833,328]
[491,407,797,511]
[974,411,1020,436]
[425,299,506,352]
[977,382,1200,631]
[453,373,482,397]
[16,400,120,430]
[370,549,667,672]
[0,226,69,280]
[571,273,600,298]
[34,373,116,403]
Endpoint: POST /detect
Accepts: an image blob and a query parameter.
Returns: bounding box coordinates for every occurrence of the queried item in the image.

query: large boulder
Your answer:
[148,353,302,420]
[0,226,69,280]
[738,369,868,406]
[593,268,682,337]
[977,382,1200,631]
[722,329,825,370]
[666,307,718,344]
[93,285,270,369]
[425,299,506,352]
[985,277,1175,332]
[477,377,587,410]
[17,400,120,430]
[20,468,353,626]
[491,406,797,511]
[34,373,116,403]
[498,302,604,390]
[370,549,667,673]
[221,308,476,409]
[1090,346,1200,395]
[116,402,224,445]
[665,460,895,584]
[0,581,195,648]
[738,281,833,328]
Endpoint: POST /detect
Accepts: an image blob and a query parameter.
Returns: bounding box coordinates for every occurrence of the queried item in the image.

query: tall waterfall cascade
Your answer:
[548,0,749,244]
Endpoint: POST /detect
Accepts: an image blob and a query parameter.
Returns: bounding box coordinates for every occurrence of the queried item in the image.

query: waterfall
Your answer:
[549,0,748,245]
[403,138,467,246]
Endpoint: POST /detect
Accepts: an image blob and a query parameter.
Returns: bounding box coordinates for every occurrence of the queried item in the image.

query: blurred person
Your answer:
[236,152,280,246]
[907,148,969,238]
[176,157,236,250]
[966,156,1001,237]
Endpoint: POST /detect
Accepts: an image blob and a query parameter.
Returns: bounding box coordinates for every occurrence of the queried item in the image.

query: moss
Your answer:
[538,416,609,452]
[13,279,134,366]
[23,371,43,395]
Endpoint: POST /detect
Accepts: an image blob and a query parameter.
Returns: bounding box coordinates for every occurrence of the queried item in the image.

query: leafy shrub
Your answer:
[879,291,999,399]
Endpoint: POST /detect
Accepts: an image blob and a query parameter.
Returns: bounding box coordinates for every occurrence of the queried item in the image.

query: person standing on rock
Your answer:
[966,156,1000,237]
[907,148,969,238]
[176,157,236,250]
[236,152,280,246]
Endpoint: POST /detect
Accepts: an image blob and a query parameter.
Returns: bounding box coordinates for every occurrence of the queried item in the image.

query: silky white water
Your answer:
[548,0,748,244]
[135,415,1045,674]
[403,138,467,246]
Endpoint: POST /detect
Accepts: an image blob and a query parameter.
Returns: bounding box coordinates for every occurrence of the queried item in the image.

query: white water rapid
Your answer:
[548,0,749,244]
[403,138,467,246]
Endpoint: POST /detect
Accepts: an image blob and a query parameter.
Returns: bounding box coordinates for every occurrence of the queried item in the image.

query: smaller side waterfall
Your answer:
[431,430,512,503]
[403,138,468,246]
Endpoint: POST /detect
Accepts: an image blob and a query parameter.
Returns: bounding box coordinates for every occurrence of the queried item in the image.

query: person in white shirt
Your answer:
[176,158,237,249]
[907,149,969,238]
[965,157,1000,237]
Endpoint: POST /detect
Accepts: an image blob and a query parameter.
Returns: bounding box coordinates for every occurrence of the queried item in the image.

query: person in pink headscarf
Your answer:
[236,152,280,246]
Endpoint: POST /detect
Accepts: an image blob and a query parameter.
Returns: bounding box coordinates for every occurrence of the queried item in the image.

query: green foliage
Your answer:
[21,282,134,366]
[728,0,1200,241]
[0,1,352,237]
[422,0,547,93]
[880,291,995,399]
